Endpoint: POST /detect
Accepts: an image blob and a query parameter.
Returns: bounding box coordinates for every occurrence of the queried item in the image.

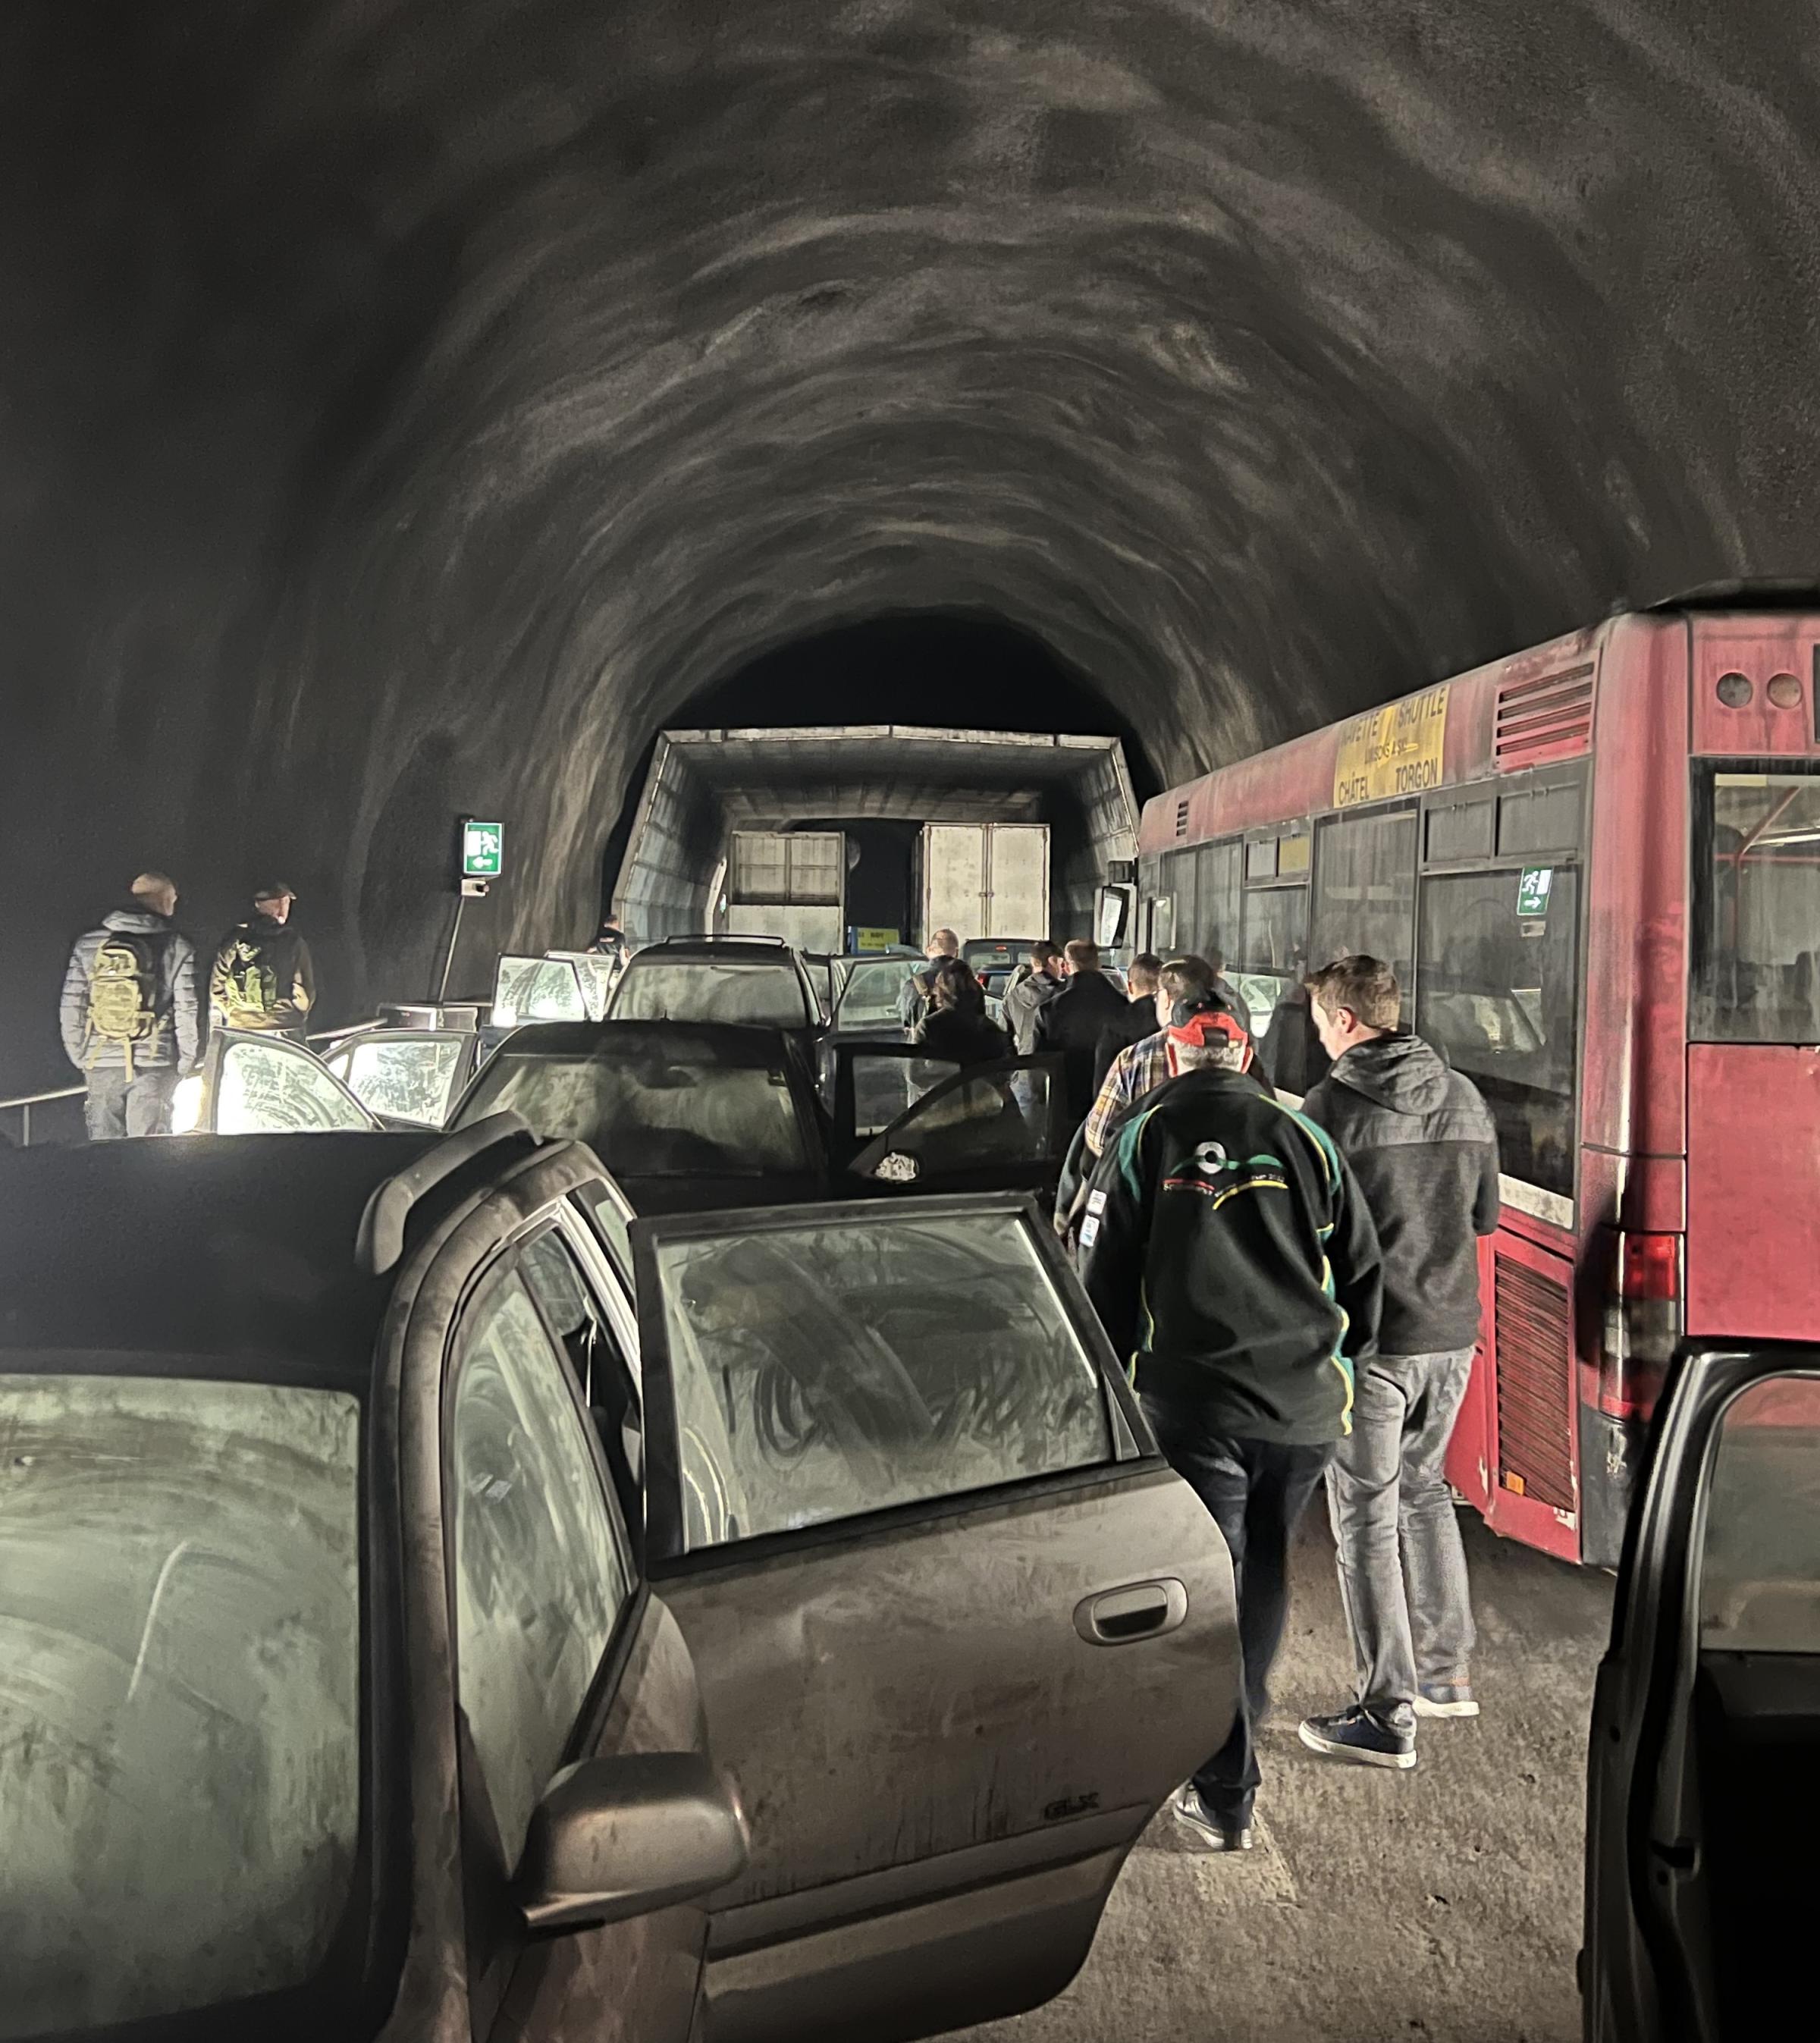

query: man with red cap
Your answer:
[1079,998,1382,1854]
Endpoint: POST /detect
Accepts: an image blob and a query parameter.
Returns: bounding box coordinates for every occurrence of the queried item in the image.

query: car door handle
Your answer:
[1072,1578,1189,1646]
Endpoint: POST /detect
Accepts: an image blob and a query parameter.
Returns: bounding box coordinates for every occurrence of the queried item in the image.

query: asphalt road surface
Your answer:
[964,1508,1614,2043]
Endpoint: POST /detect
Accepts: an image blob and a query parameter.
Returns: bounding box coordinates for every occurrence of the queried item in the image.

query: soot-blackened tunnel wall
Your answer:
[2,0,1816,1088]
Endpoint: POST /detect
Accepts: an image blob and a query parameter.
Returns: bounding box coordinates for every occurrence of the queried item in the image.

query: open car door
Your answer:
[1584,1340,1820,2043]
[832,1042,1069,1199]
[631,1193,1239,2043]
[175,1028,384,1134]
[319,1027,477,1126]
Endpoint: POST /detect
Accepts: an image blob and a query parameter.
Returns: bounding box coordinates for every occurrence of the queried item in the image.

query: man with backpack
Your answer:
[60,872,201,1139]
[211,883,317,1038]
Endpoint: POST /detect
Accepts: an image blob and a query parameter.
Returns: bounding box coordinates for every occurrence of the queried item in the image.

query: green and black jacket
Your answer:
[1079,1065,1383,1445]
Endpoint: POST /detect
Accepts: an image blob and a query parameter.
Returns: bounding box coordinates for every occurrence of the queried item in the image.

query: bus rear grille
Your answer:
[1495,664,1596,764]
[1174,798,1191,837]
[1493,1255,1576,1514]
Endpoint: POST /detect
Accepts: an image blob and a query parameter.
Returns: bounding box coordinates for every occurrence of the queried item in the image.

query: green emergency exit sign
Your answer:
[463,819,504,878]
[1517,865,1552,917]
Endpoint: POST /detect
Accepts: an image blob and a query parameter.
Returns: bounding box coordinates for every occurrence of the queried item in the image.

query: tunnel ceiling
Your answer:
[4,0,1818,1075]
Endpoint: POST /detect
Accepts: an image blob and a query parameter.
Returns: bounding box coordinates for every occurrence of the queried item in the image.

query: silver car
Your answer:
[0,1122,1238,2043]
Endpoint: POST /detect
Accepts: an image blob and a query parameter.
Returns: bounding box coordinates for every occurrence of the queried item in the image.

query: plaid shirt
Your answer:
[1084,1029,1172,1156]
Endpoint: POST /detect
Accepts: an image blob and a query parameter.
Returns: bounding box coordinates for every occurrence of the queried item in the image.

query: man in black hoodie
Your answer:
[1292,956,1500,1772]
[1081,1004,1382,1852]
[211,883,317,1040]
[1033,939,1131,1128]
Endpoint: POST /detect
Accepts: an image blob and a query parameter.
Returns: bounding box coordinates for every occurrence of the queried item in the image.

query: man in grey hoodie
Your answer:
[1002,940,1064,1054]
[1291,955,1500,1770]
[60,871,201,1139]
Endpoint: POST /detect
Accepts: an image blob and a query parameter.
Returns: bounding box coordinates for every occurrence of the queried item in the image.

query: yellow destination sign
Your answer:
[854,927,902,951]
[1332,685,1449,808]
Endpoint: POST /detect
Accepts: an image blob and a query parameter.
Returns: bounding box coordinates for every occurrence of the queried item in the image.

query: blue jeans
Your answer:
[1325,1348,1477,1715]
[1142,1398,1333,1825]
[83,1067,177,1140]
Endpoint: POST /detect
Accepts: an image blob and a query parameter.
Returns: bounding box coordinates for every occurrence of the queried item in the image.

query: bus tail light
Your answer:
[1599,1231,1681,1421]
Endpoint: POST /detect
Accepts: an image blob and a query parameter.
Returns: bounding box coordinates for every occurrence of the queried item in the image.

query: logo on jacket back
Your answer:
[218,940,279,1027]
[1163,1141,1288,1202]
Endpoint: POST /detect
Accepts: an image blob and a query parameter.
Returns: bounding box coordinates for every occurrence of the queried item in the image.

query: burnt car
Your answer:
[0,1128,1238,2043]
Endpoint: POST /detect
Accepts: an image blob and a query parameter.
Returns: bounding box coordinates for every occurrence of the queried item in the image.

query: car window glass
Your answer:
[461,1047,812,1177]
[545,952,617,1021]
[493,956,587,1027]
[834,959,918,1031]
[611,959,811,1029]
[856,1064,1059,1183]
[337,1036,465,1125]
[450,1275,631,1866]
[216,1037,373,1132]
[1699,1373,1820,1652]
[2,1373,359,2032]
[846,1050,964,1138]
[652,1210,1112,1549]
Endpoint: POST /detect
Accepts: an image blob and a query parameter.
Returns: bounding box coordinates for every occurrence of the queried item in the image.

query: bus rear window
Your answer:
[1415,868,1580,1197]
[1692,766,1820,1045]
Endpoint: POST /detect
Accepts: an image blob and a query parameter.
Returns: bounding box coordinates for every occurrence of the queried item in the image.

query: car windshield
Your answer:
[1,1372,362,2036]
[833,959,918,1031]
[1691,765,1820,1043]
[610,958,811,1029]
[461,1045,815,1178]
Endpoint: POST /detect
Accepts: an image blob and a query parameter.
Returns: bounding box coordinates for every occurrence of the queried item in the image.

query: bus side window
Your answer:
[1414,867,1580,1198]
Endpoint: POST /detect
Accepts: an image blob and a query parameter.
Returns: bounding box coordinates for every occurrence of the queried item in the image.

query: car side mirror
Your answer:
[512,1750,748,1934]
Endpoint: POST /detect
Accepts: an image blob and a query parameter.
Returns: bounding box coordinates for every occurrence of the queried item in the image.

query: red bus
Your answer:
[1136,599,1820,1564]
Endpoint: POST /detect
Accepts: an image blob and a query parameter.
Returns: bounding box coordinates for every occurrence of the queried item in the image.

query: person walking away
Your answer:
[899,927,962,1030]
[60,871,200,1139]
[1032,939,1129,1128]
[915,958,1013,1065]
[211,883,316,1039]
[1292,956,1500,1768]
[1082,956,1235,1162]
[1003,940,1064,1054]
[1081,1006,1382,1850]
[587,913,629,966]
[1093,952,1163,1093]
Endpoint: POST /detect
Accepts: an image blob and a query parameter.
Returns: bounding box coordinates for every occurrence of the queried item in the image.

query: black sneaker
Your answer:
[1298,1704,1417,1770]
[1169,1784,1254,1851]
[1414,1681,1480,1718]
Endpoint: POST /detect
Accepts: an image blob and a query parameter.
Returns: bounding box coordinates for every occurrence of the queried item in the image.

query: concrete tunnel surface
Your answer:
[5,0,1819,1086]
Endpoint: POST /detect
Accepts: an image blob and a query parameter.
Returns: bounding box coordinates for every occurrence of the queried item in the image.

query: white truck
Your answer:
[721,830,846,953]
[918,821,1050,946]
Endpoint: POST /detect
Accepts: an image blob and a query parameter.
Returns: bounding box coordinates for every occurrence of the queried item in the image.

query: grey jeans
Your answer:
[1326,1347,1476,1715]
[84,1067,178,1140]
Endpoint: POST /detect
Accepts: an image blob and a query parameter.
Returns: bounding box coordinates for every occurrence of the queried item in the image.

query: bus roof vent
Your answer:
[1173,798,1191,838]
[1494,663,1596,767]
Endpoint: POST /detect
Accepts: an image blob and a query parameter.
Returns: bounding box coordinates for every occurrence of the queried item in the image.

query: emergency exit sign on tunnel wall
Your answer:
[462,819,504,878]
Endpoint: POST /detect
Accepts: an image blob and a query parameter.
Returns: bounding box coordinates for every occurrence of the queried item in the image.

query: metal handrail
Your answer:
[0,1025,369,1147]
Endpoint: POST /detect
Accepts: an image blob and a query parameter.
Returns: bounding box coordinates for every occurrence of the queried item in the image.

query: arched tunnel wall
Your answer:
[4,0,1818,1091]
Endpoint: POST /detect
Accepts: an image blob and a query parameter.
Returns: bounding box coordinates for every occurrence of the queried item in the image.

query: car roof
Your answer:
[485,1018,801,1064]
[627,940,802,965]
[0,1134,444,1374]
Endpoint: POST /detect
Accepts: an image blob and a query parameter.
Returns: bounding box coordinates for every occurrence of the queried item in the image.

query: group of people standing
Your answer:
[59,872,316,1139]
[915,925,1502,1856]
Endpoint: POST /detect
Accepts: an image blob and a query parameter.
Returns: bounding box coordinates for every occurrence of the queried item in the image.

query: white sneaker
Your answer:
[1414,1683,1480,1718]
